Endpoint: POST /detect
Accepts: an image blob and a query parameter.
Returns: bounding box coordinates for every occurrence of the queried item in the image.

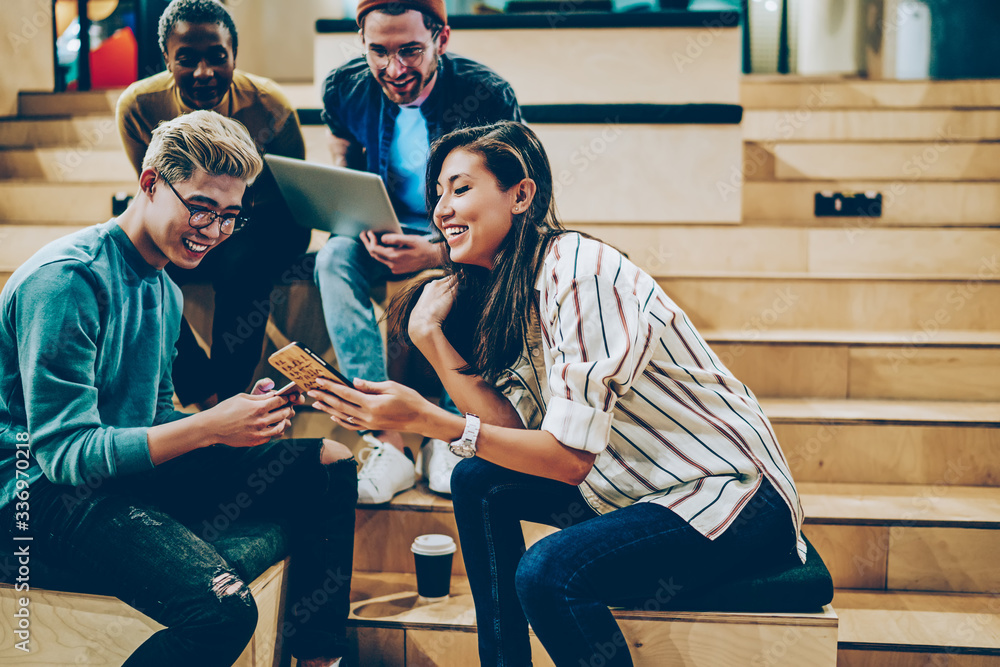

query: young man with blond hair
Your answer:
[0,111,355,667]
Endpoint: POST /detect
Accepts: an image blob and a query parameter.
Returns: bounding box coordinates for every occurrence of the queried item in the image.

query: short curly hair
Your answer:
[158,0,239,55]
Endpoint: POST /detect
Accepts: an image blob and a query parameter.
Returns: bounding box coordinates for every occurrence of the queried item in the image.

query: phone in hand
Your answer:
[268,342,352,394]
[275,380,300,397]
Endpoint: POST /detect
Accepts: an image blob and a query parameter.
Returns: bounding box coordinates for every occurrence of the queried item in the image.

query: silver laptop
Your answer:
[265,154,403,237]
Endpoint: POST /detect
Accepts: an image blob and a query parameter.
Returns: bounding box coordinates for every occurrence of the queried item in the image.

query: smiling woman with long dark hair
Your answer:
[310,121,806,667]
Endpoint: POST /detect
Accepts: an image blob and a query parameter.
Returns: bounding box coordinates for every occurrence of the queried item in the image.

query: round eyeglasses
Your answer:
[364,44,428,70]
[161,175,249,235]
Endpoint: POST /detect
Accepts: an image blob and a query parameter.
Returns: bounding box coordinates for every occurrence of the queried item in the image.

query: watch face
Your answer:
[450,441,476,458]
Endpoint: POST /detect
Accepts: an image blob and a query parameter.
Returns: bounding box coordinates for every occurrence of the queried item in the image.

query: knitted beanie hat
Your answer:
[356,0,447,29]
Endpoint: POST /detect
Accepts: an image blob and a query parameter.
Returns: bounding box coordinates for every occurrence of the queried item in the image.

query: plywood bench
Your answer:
[0,519,292,666]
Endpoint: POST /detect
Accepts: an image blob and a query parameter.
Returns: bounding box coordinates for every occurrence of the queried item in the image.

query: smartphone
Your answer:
[268,342,352,393]
[276,380,299,396]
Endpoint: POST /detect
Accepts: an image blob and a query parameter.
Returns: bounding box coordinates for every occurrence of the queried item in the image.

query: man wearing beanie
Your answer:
[315,0,522,505]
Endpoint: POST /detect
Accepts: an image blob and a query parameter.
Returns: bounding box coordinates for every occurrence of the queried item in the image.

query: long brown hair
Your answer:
[386,121,565,384]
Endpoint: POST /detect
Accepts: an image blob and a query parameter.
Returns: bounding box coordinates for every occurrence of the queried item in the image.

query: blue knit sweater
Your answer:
[0,221,187,510]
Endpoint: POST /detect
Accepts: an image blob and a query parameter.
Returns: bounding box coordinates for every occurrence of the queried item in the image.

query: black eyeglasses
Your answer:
[161,175,249,235]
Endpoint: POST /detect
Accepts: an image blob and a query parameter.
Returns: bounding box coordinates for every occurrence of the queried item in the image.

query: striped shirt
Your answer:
[497,233,806,562]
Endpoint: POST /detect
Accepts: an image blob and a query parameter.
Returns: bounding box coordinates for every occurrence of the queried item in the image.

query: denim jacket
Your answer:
[320,52,522,225]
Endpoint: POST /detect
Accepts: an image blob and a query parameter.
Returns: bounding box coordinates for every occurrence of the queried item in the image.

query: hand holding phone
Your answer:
[268,342,352,394]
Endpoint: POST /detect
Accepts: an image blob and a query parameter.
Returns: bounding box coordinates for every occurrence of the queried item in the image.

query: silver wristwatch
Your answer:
[449,414,481,458]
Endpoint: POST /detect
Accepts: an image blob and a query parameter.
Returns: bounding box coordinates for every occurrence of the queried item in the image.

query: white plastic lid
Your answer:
[411,534,457,556]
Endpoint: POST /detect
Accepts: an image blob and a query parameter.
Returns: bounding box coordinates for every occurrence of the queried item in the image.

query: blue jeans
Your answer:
[0,439,357,665]
[314,234,460,416]
[315,235,397,383]
[450,458,799,667]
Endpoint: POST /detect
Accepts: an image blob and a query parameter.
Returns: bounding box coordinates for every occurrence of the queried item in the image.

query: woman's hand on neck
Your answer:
[408,275,458,349]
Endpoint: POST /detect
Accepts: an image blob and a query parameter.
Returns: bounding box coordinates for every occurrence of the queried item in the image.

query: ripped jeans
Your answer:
[0,439,357,665]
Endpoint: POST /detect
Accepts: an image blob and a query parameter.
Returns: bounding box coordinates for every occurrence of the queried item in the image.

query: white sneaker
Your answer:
[356,434,416,505]
[420,438,462,495]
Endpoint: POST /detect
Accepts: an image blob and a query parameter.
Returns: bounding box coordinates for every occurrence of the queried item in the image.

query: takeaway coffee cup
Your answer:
[411,534,457,601]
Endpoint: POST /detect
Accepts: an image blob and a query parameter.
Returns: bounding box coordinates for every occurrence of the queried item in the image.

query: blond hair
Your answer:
[142,110,263,185]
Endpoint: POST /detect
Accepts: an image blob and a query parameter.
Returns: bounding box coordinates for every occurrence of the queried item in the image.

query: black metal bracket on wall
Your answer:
[77,0,91,91]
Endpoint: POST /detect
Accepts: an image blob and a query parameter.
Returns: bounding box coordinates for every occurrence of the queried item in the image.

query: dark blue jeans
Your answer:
[0,438,357,665]
[450,458,799,667]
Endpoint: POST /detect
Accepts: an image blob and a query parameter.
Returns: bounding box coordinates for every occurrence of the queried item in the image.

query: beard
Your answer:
[377,52,440,105]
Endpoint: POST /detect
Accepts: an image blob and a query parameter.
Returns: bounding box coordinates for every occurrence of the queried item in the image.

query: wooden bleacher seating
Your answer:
[1,8,998,664]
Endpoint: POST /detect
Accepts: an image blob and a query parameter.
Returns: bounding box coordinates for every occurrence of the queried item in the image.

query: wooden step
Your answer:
[0,224,89,271]
[0,181,136,224]
[704,331,1000,401]
[354,481,1000,594]
[318,25,741,106]
[18,90,123,117]
[740,77,1000,110]
[743,180,1000,226]
[745,142,1000,182]
[835,590,1000,665]
[576,224,1000,279]
[520,124,742,224]
[761,398,1000,486]
[0,558,290,666]
[659,276,1000,332]
[269,124,744,226]
[0,115,121,149]
[345,571,838,667]
[0,148,134,181]
[743,109,1000,142]
[802,483,1000,593]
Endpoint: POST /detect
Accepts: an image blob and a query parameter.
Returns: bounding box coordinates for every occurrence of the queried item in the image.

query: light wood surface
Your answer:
[353,483,1000,597]
[355,504,463,575]
[804,522,1000,595]
[743,109,1000,142]
[0,2,55,117]
[799,483,1000,528]
[316,27,741,106]
[17,89,122,117]
[709,330,1000,347]
[0,147,133,181]
[716,342,850,398]
[347,572,837,667]
[658,277,1000,332]
[835,590,1000,652]
[264,123,743,225]
[760,398,1000,425]
[748,142,1000,182]
[0,181,136,224]
[806,228,1000,278]
[378,476,1000,530]
[887,527,1000,594]
[0,115,122,149]
[837,650,1000,667]
[345,626,406,667]
[534,124,742,224]
[743,180,1000,225]
[848,347,1000,402]
[775,422,1000,486]
[802,525,889,590]
[740,77,1000,110]
[574,225,1000,279]
[619,616,838,667]
[571,224,807,274]
[0,558,290,666]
